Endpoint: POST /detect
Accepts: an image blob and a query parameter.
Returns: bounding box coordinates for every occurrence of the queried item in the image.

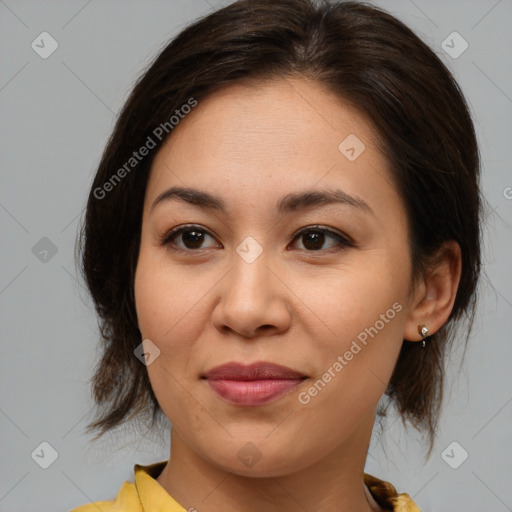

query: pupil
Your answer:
[183,230,204,248]
[303,232,324,250]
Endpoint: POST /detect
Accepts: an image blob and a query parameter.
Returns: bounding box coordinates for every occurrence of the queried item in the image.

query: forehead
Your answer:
[160,77,379,160]
[146,77,398,217]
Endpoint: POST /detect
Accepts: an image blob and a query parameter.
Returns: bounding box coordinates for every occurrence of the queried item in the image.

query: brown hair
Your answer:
[79,0,481,450]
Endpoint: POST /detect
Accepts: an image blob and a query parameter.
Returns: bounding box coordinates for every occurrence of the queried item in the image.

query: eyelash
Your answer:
[159,224,355,254]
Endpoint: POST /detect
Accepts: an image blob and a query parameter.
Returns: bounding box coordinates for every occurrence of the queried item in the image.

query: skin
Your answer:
[134,77,461,512]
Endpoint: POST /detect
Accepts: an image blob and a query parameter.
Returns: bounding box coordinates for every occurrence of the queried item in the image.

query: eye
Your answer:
[160,224,221,251]
[289,226,354,252]
[160,224,354,253]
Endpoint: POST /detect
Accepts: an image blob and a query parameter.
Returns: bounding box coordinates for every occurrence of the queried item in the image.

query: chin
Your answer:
[215,455,299,478]
[199,439,316,479]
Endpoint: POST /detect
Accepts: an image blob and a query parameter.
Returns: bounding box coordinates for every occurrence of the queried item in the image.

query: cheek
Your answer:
[134,251,203,423]
[133,245,221,409]
[296,302,406,444]
[134,249,190,382]
[291,259,406,345]
[292,262,408,410]
[134,244,205,341]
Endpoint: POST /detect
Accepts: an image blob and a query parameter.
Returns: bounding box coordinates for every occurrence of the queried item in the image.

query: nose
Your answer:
[211,251,292,339]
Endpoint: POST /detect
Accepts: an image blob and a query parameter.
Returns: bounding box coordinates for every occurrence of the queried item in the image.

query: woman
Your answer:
[72,0,481,510]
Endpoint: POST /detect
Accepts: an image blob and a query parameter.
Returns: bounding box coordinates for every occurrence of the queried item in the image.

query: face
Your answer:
[134,77,416,477]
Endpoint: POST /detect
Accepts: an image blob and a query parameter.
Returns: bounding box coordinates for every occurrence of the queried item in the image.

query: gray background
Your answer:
[1,0,511,511]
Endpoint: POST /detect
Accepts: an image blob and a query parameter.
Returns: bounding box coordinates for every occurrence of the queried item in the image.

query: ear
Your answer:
[403,241,462,341]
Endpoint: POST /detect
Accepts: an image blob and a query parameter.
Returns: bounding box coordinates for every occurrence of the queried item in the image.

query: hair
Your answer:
[78,0,481,451]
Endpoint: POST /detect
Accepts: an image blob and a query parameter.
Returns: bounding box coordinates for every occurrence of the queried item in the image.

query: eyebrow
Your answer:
[150,186,373,216]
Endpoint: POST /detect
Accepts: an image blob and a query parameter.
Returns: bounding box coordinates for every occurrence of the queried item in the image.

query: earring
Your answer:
[418,325,429,348]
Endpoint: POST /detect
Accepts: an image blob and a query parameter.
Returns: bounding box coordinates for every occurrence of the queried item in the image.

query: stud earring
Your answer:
[418,325,429,348]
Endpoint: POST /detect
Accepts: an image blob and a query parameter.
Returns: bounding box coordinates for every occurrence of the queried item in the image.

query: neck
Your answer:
[156,422,382,512]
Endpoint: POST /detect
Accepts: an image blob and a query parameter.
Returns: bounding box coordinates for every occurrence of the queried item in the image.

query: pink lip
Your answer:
[203,362,307,406]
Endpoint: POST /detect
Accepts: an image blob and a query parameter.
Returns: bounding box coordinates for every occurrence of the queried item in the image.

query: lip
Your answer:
[202,362,307,406]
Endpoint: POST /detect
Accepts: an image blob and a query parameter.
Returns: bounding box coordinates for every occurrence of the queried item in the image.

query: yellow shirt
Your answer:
[70,461,420,512]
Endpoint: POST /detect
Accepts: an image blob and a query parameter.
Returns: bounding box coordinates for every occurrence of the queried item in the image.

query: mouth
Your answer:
[201,361,308,406]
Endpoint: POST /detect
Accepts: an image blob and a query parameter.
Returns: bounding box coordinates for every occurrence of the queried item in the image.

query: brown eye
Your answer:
[300,231,325,250]
[161,225,220,251]
[290,226,353,252]
[181,230,207,249]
